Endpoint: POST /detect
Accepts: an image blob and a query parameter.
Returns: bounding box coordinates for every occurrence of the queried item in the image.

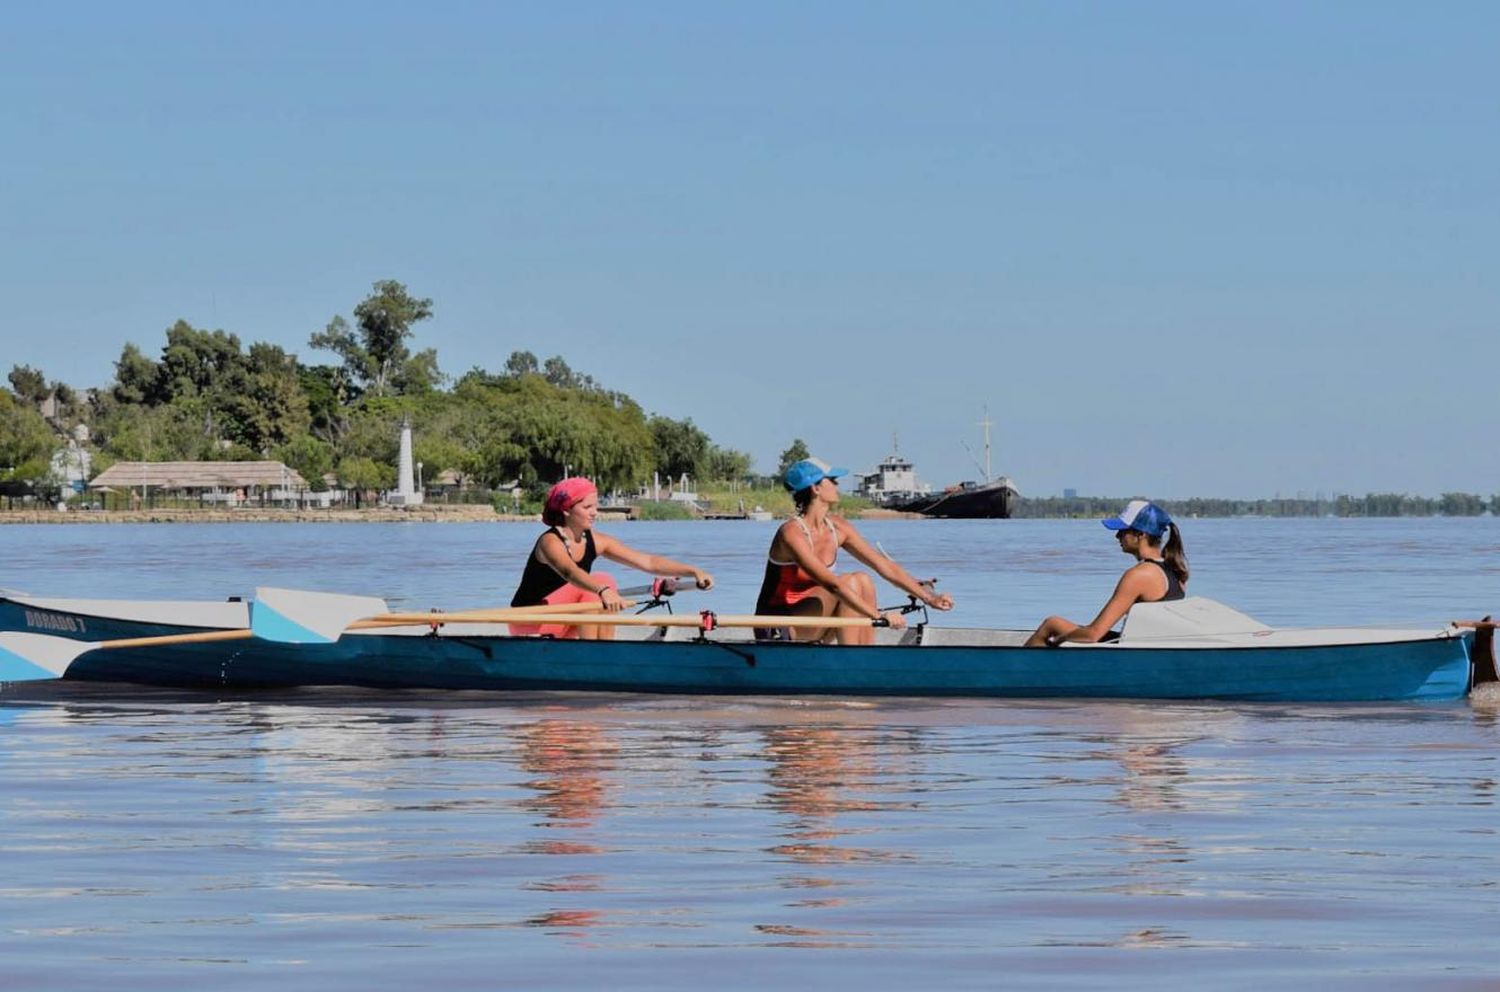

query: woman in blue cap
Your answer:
[754,456,953,644]
[1024,499,1189,648]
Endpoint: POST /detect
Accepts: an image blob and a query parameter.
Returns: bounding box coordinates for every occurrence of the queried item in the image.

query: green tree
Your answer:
[274,435,336,490]
[777,439,810,477]
[0,390,56,482]
[463,374,652,490]
[393,348,444,395]
[217,343,312,453]
[310,280,435,396]
[112,343,163,406]
[158,320,244,401]
[705,445,752,482]
[95,400,218,462]
[7,365,49,406]
[541,355,598,391]
[1438,492,1486,517]
[298,364,353,443]
[650,415,710,481]
[504,351,539,377]
[337,455,395,492]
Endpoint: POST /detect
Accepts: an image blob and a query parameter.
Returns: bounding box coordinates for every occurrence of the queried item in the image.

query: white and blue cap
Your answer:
[1101,499,1173,538]
[784,457,849,493]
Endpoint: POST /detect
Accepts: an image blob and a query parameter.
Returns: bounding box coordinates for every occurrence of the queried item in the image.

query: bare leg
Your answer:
[784,589,838,644]
[775,572,881,645]
[1024,615,1078,648]
[832,573,879,645]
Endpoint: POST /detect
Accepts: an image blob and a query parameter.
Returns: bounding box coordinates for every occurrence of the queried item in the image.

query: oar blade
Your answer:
[0,632,92,681]
[252,587,390,644]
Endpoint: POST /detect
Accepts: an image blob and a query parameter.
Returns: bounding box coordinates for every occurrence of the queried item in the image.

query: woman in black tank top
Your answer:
[508,477,716,640]
[1025,499,1190,648]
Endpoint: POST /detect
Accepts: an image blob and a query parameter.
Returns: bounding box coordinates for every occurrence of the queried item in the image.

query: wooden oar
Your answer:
[341,610,889,632]
[256,585,894,643]
[250,587,666,642]
[351,599,629,627]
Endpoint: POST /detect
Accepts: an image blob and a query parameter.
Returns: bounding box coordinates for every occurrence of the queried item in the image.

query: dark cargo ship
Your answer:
[858,415,1019,519]
[887,477,1018,518]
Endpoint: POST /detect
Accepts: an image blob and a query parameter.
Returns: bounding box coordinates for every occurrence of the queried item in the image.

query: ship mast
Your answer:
[978,407,992,483]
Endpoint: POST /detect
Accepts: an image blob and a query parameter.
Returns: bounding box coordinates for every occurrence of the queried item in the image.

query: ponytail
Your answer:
[1161,524,1189,585]
[792,486,815,515]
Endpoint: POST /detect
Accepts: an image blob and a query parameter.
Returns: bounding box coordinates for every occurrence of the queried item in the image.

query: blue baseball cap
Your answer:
[1101,499,1173,538]
[783,457,849,493]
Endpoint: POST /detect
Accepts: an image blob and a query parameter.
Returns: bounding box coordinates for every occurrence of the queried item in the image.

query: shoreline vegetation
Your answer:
[4,279,1495,522]
[4,490,1496,524]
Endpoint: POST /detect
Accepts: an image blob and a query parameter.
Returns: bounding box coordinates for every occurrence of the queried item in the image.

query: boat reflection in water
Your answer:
[516,719,615,937]
[757,721,926,946]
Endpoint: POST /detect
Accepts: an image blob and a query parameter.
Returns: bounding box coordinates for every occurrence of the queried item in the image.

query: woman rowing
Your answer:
[754,457,953,645]
[1025,499,1189,648]
[509,477,714,640]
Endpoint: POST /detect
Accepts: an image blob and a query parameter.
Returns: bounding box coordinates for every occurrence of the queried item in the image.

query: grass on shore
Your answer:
[693,483,873,518]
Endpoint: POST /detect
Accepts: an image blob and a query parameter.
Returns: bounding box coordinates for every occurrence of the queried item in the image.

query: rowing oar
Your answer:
[249,587,885,644]
[354,578,679,627]
[400,612,891,631]
[0,595,639,683]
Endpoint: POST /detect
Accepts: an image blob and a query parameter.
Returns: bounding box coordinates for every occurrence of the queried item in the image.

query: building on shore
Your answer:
[89,461,308,507]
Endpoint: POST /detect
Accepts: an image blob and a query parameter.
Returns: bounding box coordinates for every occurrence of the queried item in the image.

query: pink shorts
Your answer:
[508,572,619,638]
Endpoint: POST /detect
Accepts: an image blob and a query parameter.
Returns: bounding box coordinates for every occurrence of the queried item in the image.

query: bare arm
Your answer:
[594,531,714,589]
[776,522,884,620]
[535,532,611,596]
[836,520,954,611]
[1046,565,1162,645]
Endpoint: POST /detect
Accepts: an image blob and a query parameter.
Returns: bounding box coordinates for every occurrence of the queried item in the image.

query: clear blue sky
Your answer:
[3,2,1495,497]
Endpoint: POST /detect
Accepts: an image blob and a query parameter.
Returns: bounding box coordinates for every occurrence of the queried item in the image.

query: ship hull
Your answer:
[888,482,1016,519]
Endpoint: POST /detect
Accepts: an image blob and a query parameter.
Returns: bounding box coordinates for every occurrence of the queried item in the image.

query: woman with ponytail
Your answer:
[1025,499,1189,648]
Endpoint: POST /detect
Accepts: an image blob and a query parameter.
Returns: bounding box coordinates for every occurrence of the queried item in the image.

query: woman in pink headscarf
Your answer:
[508,477,715,639]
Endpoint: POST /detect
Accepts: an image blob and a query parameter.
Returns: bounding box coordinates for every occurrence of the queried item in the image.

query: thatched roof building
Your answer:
[90,461,307,493]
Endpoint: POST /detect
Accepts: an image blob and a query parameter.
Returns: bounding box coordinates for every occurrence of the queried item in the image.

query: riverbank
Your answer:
[0,504,923,524]
[0,505,533,524]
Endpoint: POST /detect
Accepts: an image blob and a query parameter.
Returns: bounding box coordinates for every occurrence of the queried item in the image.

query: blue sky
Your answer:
[3,2,1496,497]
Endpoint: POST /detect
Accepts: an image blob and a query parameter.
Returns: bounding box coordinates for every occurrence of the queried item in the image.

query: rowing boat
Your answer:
[0,590,1481,702]
[0,588,249,641]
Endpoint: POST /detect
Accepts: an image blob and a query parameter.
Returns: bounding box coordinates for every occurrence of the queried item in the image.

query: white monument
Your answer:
[388,416,424,506]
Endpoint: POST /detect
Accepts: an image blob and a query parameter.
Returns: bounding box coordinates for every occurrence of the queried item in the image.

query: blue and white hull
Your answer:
[37,622,1474,703]
[0,594,1478,702]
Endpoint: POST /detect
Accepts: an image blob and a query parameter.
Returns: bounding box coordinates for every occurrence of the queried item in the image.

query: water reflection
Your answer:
[756,722,923,946]
[514,719,616,941]
[1112,739,1191,813]
[517,719,615,842]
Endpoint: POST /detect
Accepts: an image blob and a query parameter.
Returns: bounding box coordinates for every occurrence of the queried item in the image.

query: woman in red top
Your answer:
[753,457,953,645]
[510,477,714,640]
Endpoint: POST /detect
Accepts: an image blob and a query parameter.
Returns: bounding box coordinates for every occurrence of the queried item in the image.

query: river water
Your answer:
[3,518,1499,989]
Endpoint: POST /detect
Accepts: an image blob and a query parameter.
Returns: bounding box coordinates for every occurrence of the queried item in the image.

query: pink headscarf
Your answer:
[543,477,597,526]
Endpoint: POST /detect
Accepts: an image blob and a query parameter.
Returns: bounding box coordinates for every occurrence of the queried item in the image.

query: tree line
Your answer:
[2,280,1494,515]
[1,280,750,498]
[1014,494,1499,519]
